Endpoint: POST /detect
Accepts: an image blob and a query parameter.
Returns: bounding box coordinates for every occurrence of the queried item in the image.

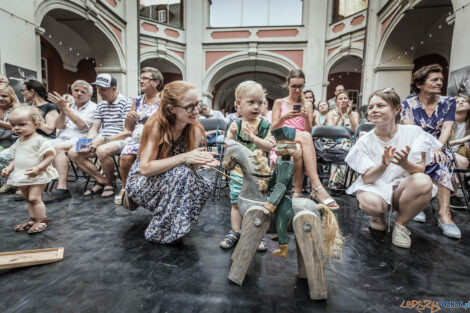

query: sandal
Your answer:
[114,189,125,205]
[122,190,138,211]
[219,230,241,249]
[101,185,116,198]
[28,218,51,234]
[292,192,303,199]
[84,182,105,196]
[14,218,36,232]
[257,237,268,252]
[311,185,339,210]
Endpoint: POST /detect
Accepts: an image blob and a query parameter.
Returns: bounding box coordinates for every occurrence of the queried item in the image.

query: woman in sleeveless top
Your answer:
[327,91,360,190]
[116,67,161,205]
[271,69,339,209]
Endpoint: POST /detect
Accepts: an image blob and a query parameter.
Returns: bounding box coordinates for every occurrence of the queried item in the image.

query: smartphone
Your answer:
[293,103,302,111]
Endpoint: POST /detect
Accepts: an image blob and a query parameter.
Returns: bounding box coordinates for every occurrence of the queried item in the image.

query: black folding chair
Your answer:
[311,125,353,193]
[448,144,470,214]
[354,123,375,139]
[199,118,229,200]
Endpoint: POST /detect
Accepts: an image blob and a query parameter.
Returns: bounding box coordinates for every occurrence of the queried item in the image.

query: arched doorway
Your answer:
[202,52,296,112]
[375,0,454,98]
[327,55,362,106]
[37,3,125,98]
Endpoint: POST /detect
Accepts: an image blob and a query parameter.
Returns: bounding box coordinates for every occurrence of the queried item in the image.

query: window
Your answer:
[210,0,302,28]
[332,0,367,23]
[41,57,48,91]
[348,90,359,107]
[140,0,183,29]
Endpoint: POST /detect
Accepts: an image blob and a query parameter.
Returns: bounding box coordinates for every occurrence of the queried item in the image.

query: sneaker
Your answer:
[437,218,461,239]
[370,214,386,231]
[392,223,411,248]
[43,189,71,204]
[413,211,426,223]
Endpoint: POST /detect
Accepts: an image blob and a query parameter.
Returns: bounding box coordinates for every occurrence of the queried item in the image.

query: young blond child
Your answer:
[2,106,58,233]
[219,81,275,251]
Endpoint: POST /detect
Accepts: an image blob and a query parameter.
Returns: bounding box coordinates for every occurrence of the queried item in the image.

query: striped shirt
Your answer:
[94,93,132,137]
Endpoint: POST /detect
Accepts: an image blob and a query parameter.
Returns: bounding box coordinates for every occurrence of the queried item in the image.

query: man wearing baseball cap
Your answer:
[68,73,132,198]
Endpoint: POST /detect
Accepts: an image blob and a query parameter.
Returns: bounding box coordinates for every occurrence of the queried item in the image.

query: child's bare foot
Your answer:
[14,218,35,231]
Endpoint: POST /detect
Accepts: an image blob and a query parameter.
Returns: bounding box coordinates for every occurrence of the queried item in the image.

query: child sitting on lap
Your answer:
[2,106,58,233]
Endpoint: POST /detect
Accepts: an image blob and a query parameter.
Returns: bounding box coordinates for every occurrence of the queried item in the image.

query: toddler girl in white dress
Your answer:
[2,106,58,233]
[345,89,440,248]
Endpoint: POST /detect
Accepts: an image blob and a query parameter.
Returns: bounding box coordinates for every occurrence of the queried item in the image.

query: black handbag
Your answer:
[313,138,348,163]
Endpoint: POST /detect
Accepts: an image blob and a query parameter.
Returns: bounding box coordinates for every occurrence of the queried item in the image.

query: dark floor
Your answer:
[1,171,470,313]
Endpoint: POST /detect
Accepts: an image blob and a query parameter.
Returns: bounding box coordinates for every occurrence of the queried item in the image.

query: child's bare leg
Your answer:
[392,173,432,227]
[231,203,242,233]
[27,184,47,220]
[14,186,35,231]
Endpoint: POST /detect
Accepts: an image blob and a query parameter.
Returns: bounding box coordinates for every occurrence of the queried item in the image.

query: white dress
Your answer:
[7,135,59,186]
[345,125,442,204]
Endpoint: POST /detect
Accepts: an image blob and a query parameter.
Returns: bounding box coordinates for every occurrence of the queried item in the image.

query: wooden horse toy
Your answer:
[222,130,343,300]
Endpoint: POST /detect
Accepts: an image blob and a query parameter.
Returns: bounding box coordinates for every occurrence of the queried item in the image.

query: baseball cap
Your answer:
[92,74,117,88]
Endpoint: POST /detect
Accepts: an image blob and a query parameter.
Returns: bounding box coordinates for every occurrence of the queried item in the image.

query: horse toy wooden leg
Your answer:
[228,206,270,285]
[293,210,327,300]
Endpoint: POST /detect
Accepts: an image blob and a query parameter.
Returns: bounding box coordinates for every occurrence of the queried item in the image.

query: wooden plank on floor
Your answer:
[0,247,64,269]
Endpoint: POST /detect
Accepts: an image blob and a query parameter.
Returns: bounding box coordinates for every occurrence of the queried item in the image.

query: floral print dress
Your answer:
[120,95,159,156]
[401,95,456,191]
[126,135,213,244]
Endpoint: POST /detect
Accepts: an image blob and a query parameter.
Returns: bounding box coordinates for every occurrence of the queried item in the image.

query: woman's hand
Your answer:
[432,149,446,163]
[391,146,411,169]
[382,146,396,166]
[347,100,353,115]
[282,110,303,121]
[184,147,217,165]
[126,111,140,123]
[24,166,41,178]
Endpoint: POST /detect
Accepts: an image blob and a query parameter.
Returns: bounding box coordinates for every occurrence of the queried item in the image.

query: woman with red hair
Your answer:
[123,81,219,243]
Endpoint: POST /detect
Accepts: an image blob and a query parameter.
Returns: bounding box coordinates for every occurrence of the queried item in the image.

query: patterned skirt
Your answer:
[126,158,213,244]
[425,146,455,191]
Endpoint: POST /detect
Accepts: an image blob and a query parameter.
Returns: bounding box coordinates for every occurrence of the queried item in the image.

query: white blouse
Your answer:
[345,124,441,204]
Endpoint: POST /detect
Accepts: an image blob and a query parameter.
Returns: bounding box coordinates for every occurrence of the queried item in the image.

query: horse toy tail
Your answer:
[315,204,344,261]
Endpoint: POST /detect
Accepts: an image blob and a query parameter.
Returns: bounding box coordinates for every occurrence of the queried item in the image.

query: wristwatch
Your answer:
[103,136,109,143]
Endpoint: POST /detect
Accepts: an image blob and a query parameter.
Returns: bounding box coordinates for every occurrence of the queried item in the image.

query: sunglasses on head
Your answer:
[381,88,395,93]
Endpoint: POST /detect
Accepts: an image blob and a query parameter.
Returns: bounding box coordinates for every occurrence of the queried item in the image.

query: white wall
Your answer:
[449,0,470,72]
[0,1,40,78]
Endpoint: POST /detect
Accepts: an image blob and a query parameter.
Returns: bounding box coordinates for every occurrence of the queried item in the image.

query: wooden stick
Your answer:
[207,166,243,185]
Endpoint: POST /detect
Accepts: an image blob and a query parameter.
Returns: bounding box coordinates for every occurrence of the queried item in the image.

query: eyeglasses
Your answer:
[139,77,156,82]
[290,85,304,90]
[174,100,202,113]
[381,88,395,93]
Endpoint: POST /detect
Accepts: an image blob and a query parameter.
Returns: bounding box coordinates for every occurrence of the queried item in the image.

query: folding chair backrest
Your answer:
[311,125,353,140]
[354,123,375,138]
[199,118,228,132]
